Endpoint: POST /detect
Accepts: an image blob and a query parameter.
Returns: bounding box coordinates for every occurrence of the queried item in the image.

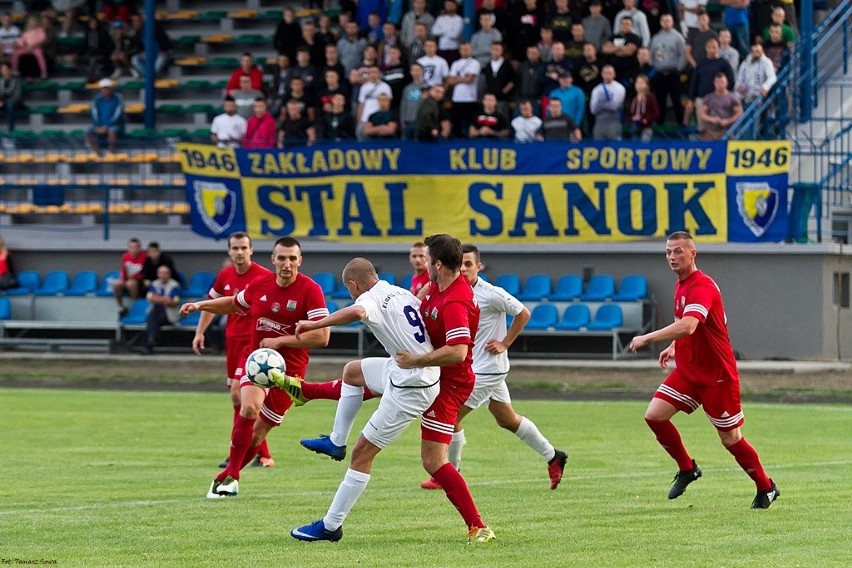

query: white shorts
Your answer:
[359,357,440,449]
[464,372,512,410]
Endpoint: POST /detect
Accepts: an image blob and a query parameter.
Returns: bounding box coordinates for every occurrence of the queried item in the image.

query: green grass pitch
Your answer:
[0,389,850,567]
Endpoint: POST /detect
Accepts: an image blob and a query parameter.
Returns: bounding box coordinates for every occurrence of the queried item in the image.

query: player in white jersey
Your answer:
[420,244,568,490]
[281,257,443,542]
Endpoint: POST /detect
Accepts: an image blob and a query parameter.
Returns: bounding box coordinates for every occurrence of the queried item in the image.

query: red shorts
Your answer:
[225,337,252,388]
[654,368,744,431]
[421,380,474,444]
[238,367,306,427]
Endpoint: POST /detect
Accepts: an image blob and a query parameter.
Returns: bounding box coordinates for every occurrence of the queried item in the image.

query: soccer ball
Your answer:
[244,348,286,388]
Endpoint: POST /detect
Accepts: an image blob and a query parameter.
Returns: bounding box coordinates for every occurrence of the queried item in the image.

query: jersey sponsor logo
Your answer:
[736,181,779,237]
[271,302,281,313]
[287,299,298,311]
[256,317,291,335]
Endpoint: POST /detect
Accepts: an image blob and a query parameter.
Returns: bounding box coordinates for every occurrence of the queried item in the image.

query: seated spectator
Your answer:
[469,92,510,139]
[113,237,147,315]
[684,38,735,129]
[541,98,582,140]
[363,92,399,139]
[277,99,317,147]
[762,5,796,46]
[0,61,21,131]
[0,12,21,65]
[274,7,301,61]
[318,93,357,141]
[400,63,427,139]
[210,96,246,148]
[243,98,277,149]
[548,69,585,128]
[109,20,140,79]
[0,236,16,290]
[447,41,481,137]
[511,99,543,141]
[582,0,612,53]
[629,74,660,141]
[614,0,650,47]
[590,65,626,140]
[129,13,170,77]
[735,42,776,106]
[417,38,449,87]
[400,0,434,49]
[699,72,742,139]
[142,265,181,355]
[11,14,48,80]
[229,74,265,119]
[432,0,464,63]
[226,52,265,93]
[85,79,125,155]
[471,11,502,68]
[142,241,182,290]
[80,17,114,83]
[415,83,451,141]
[717,28,740,74]
[686,12,717,69]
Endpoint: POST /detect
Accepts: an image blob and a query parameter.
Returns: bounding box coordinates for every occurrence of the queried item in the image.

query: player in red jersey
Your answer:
[180,237,330,499]
[408,241,431,297]
[396,233,495,543]
[629,232,779,509]
[191,232,276,469]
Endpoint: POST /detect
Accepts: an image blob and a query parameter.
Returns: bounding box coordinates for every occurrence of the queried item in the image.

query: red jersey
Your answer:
[208,262,272,339]
[235,272,329,377]
[420,273,479,387]
[119,251,147,281]
[673,270,739,385]
[409,271,431,296]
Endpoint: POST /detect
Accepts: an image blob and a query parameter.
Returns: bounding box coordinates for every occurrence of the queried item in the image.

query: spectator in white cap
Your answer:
[85,78,125,155]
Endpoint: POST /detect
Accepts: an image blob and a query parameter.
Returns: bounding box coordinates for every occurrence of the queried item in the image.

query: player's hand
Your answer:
[485,339,507,354]
[658,345,675,369]
[179,302,198,316]
[259,337,284,350]
[395,350,417,369]
[628,334,647,353]
[294,319,315,340]
[192,333,205,355]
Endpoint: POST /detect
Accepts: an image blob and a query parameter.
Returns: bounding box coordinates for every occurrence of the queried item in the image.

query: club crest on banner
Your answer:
[736,182,779,237]
[193,180,236,236]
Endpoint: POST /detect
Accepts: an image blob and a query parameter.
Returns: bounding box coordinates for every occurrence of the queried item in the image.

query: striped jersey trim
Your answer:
[260,404,284,425]
[445,326,471,342]
[657,384,700,411]
[208,288,222,299]
[235,290,250,309]
[421,415,455,435]
[683,303,708,318]
[706,411,744,429]
[308,307,330,320]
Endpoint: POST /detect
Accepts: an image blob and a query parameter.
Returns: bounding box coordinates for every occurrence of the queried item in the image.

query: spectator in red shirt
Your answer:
[243,98,277,149]
[113,236,147,315]
[226,52,265,93]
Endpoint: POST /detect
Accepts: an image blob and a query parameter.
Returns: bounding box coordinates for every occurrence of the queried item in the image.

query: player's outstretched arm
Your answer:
[396,344,467,369]
[629,317,699,353]
[180,296,242,317]
[192,311,217,354]
[294,305,367,340]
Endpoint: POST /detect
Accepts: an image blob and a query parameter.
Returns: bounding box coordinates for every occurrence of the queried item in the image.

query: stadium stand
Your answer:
[493,274,521,297]
[525,304,559,331]
[611,275,649,301]
[65,271,99,296]
[555,304,591,331]
[33,270,70,296]
[579,275,617,302]
[517,274,552,302]
[549,274,583,302]
[4,270,40,296]
[587,304,625,331]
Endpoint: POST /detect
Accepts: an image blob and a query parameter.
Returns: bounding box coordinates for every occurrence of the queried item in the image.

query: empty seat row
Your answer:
[525,303,625,332]
[2,270,216,298]
[120,298,201,327]
[494,274,648,302]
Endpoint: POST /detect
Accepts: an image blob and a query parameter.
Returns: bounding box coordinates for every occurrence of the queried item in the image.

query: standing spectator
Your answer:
[629,74,660,140]
[0,236,16,290]
[277,100,317,147]
[415,83,451,141]
[274,8,301,61]
[469,92,510,139]
[363,92,399,139]
[400,62,427,139]
[406,22,429,63]
[541,98,582,140]
[113,237,147,316]
[481,42,516,116]
[318,93,357,140]
[649,13,687,125]
[129,14,171,77]
[516,45,543,115]
[582,0,612,53]
[300,19,325,67]
[108,20,140,79]
[365,12,385,48]
[684,38,735,129]
[318,69,348,114]
[431,0,463,63]
[685,11,717,69]
[226,53,264,93]
[210,96,246,148]
[285,76,318,123]
[355,65,393,138]
[699,72,742,139]
[12,14,48,80]
[603,16,641,89]
[540,41,571,94]
[549,0,573,45]
[267,54,292,118]
[80,16,114,82]
[762,6,797,46]
[511,99,543,141]
[720,0,750,59]
[735,42,776,105]
[679,0,708,38]
[0,12,21,65]
[590,64,626,140]
[290,47,318,94]
[447,41,481,138]
[103,0,136,24]
[614,0,650,47]
[717,28,740,74]
[141,241,182,292]
[400,0,434,49]
[86,78,125,155]
[381,45,409,107]
[320,44,347,91]
[229,74,264,119]
[470,11,502,68]
[763,24,790,72]
[508,0,544,60]
[548,69,585,128]
[576,42,603,99]
[316,13,338,48]
[378,22,404,69]
[356,0,387,32]
[337,20,368,75]
[243,98,277,149]
[417,38,449,87]
[535,25,554,63]
[564,23,586,71]
[478,0,510,34]
[0,61,21,131]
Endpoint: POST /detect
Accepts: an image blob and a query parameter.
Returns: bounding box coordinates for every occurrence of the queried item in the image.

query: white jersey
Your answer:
[471,277,526,375]
[355,280,438,387]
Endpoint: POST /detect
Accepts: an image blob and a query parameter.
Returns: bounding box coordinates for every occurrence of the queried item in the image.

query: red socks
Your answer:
[301,379,378,401]
[645,418,694,472]
[727,438,772,491]
[217,415,254,482]
[257,439,271,460]
[432,463,485,529]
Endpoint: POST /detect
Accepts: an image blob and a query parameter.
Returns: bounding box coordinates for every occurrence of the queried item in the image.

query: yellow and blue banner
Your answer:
[178,140,790,243]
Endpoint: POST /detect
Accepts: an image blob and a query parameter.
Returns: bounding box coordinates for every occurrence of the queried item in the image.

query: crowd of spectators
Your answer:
[212,0,802,147]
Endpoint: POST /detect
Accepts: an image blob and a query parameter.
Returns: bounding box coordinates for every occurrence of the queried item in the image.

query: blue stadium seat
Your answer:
[33,270,70,296]
[312,272,337,296]
[326,300,340,313]
[65,270,98,296]
[401,273,413,291]
[524,304,559,330]
[587,304,624,331]
[494,274,521,296]
[0,297,10,319]
[95,271,120,297]
[611,275,649,301]
[517,274,552,301]
[121,299,150,325]
[5,270,40,296]
[555,304,591,331]
[549,275,583,301]
[579,275,616,301]
[178,310,201,327]
[378,272,397,286]
[329,280,352,299]
[183,271,216,298]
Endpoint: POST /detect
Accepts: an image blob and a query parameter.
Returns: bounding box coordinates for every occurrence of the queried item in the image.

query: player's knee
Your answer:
[239,401,261,419]
[495,414,520,431]
[717,428,742,447]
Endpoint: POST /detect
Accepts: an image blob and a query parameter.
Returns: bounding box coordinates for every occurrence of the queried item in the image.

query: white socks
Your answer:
[329,383,364,447]
[448,430,466,469]
[515,417,556,462]
[324,468,371,530]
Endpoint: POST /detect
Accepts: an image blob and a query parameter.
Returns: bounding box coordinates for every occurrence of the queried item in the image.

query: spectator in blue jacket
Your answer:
[548,69,585,128]
[85,78,125,155]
